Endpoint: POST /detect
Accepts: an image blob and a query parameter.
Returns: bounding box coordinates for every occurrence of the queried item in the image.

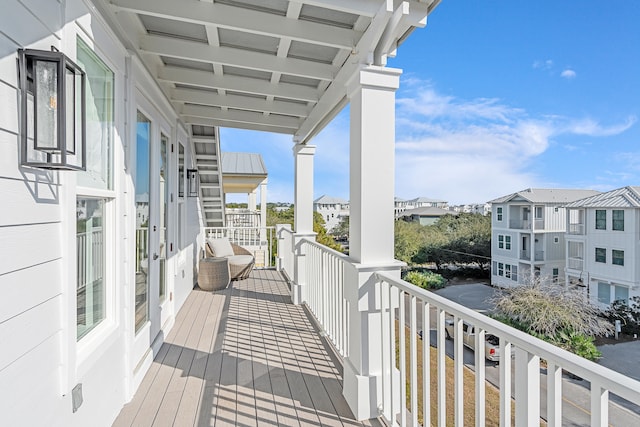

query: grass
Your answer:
[397,323,515,427]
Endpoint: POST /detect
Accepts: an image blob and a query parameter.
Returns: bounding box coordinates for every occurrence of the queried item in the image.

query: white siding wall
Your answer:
[543,205,567,231]
[0,1,201,425]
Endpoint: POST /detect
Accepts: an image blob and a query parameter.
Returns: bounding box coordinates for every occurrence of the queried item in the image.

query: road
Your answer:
[403,283,640,426]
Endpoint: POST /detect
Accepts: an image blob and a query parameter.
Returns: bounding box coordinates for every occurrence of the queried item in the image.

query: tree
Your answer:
[266,205,343,252]
[330,216,349,241]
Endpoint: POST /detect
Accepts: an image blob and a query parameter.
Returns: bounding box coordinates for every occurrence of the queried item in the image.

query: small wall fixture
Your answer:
[187,168,199,197]
[18,48,86,170]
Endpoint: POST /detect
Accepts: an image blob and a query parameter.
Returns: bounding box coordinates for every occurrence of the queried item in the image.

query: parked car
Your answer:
[444,318,502,362]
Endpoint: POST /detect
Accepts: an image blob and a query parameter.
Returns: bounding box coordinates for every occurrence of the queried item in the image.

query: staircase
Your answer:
[191,126,225,228]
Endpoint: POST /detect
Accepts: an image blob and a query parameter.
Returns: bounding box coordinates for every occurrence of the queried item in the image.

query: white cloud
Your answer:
[564,116,636,136]
[533,59,554,70]
[561,69,577,79]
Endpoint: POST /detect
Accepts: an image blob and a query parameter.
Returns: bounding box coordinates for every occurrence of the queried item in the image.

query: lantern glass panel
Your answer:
[34,60,59,152]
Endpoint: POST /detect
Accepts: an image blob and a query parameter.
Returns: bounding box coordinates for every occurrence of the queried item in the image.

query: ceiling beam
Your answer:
[183,116,296,135]
[111,0,361,50]
[171,88,310,117]
[179,103,302,129]
[158,66,319,102]
[139,35,336,81]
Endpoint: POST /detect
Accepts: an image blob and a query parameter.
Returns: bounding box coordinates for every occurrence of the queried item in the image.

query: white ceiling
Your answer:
[94,0,440,143]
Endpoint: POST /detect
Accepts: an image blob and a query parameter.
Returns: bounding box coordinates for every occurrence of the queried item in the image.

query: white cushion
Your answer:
[208,238,234,257]
[227,254,254,266]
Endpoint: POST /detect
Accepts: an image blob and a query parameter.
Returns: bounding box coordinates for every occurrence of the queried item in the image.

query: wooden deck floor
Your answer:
[113,269,382,427]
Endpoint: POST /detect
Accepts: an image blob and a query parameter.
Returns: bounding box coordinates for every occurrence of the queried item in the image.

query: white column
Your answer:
[248,190,257,211]
[260,179,268,231]
[291,144,316,304]
[343,65,404,420]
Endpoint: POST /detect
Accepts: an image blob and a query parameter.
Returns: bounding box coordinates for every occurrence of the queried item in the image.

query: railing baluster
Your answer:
[475,327,486,427]
[389,283,396,425]
[422,300,430,427]
[410,295,418,426]
[453,316,464,427]
[499,339,512,427]
[590,381,608,427]
[546,361,562,426]
[515,347,540,427]
[381,280,391,421]
[399,289,407,427]
[437,308,446,427]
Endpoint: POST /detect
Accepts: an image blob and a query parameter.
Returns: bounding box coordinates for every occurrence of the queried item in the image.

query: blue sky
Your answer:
[222,0,640,205]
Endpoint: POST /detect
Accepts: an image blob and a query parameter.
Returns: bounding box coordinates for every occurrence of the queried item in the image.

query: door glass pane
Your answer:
[135,111,151,332]
[77,198,105,339]
[159,134,168,301]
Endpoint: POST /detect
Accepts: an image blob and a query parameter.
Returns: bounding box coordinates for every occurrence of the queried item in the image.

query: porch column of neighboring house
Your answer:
[248,190,257,211]
[260,179,267,231]
[291,144,316,304]
[343,65,404,420]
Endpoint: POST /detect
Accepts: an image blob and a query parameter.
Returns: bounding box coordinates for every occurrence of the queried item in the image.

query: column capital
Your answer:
[346,65,402,98]
[293,143,316,156]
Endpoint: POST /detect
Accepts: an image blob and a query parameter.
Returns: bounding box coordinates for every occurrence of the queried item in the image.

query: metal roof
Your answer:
[94,0,440,143]
[564,186,640,208]
[221,152,267,176]
[489,188,601,204]
[399,206,457,217]
[314,195,348,205]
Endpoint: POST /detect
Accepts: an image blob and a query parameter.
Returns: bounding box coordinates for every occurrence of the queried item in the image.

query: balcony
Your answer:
[568,257,584,271]
[520,250,544,262]
[568,223,586,235]
[115,228,640,426]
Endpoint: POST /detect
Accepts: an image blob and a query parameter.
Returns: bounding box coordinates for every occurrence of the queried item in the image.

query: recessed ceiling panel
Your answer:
[214,0,288,16]
[288,40,339,65]
[162,56,213,73]
[299,4,360,29]
[218,28,279,55]
[279,74,320,89]
[139,14,208,43]
[222,65,272,81]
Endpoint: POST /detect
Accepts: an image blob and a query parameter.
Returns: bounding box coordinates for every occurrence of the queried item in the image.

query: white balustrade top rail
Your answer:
[204,226,276,268]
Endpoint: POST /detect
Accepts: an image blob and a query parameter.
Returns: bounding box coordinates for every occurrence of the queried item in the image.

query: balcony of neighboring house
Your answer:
[567,241,585,271]
[568,208,587,235]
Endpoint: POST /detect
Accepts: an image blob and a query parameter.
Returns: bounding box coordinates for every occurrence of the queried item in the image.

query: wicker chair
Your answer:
[205,240,255,281]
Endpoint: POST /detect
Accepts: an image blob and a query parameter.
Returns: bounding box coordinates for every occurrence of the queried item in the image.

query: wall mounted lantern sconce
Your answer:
[18,48,86,170]
[187,169,199,197]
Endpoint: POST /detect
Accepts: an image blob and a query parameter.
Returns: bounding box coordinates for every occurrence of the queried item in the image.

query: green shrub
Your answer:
[404,270,446,290]
[551,331,602,361]
[606,296,640,335]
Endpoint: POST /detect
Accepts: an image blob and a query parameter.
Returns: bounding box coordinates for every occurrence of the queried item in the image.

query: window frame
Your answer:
[612,210,624,231]
[595,209,606,230]
[612,249,624,266]
[595,247,606,263]
[498,234,504,249]
[505,235,511,250]
[496,207,503,221]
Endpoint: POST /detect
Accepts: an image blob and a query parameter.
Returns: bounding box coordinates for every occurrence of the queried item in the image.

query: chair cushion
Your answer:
[207,238,234,258]
[226,254,254,266]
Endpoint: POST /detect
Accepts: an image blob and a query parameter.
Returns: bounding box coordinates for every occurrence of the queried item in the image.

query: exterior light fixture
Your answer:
[187,168,199,197]
[18,48,86,170]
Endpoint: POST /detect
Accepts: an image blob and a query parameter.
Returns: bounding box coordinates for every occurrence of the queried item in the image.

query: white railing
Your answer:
[276,225,294,278]
[301,239,350,357]
[77,229,104,290]
[568,257,584,270]
[568,223,586,235]
[203,226,276,268]
[225,211,261,227]
[136,227,148,274]
[375,272,640,427]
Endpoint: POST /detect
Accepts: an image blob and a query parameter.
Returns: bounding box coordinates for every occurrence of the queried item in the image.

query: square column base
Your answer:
[343,358,378,420]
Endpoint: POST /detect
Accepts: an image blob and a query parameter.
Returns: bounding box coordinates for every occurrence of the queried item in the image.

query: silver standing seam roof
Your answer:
[489,188,601,204]
[564,186,640,208]
[221,152,267,176]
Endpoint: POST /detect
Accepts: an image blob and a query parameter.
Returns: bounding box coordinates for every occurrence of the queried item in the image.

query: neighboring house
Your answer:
[489,188,600,288]
[313,195,349,232]
[394,196,448,218]
[564,186,640,307]
[398,206,458,226]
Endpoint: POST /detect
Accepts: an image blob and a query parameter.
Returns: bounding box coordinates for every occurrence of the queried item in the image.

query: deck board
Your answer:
[113,269,382,427]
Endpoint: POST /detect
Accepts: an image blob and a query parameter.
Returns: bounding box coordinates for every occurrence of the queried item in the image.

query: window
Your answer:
[178,143,185,198]
[614,285,629,304]
[612,249,624,266]
[498,263,504,276]
[597,282,610,304]
[75,38,114,340]
[595,210,606,230]
[505,264,511,278]
[552,268,559,282]
[496,207,503,221]
[77,38,114,190]
[554,236,559,244]
[535,206,543,219]
[595,247,606,263]
[554,207,559,212]
[135,111,151,333]
[498,235,504,249]
[76,199,106,339]
[511,265,518,281]
[505,235,511,250]
[612,210,624,231]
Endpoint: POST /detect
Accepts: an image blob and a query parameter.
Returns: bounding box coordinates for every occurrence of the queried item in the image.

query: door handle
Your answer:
[153,253,159,260]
